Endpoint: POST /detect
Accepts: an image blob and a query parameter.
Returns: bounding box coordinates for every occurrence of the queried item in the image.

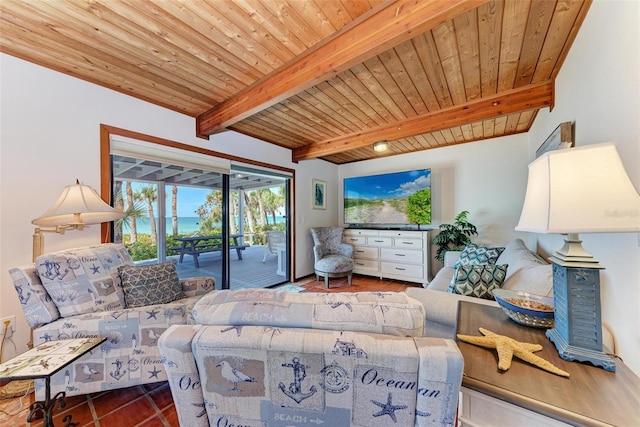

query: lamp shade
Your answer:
[32,180,125,227]
[516,142,640,234]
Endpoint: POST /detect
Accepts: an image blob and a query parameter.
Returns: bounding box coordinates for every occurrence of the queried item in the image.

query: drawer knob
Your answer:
[395,253,405,257]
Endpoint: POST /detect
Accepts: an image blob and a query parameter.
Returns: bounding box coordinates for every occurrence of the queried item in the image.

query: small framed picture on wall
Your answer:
[536,121,574,158]
[312,179,326,209]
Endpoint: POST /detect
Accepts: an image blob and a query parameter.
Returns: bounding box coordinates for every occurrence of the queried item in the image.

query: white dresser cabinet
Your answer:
[343,229,430,285]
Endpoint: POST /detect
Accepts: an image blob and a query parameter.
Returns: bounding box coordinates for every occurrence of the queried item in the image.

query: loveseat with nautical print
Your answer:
[158,289,464,427]
[9,243,215,399]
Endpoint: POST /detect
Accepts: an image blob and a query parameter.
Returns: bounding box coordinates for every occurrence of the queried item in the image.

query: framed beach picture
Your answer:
[312,179,326,209]
[536,122,574,158]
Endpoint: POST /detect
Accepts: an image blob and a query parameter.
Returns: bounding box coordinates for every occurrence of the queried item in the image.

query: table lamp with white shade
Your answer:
[516,142,640,371]
[31,179,125,261]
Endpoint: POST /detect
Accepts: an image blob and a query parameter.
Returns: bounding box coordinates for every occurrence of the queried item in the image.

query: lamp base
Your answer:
[548,261,616,372]
[546,328,616,372]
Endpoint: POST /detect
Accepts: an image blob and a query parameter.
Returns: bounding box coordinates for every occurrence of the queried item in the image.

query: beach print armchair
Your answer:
[310,227,354,288]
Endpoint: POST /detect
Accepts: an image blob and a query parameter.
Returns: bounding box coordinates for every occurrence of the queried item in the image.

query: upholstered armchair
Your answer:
[310,226,354,288]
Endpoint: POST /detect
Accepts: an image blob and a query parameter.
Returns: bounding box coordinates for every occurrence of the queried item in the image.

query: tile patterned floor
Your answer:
[0,275,418,426]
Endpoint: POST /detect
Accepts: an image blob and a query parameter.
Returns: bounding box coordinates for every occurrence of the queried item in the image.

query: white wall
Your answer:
[338,134,531,276]
[0,53,336,360]
[525,0,640,375]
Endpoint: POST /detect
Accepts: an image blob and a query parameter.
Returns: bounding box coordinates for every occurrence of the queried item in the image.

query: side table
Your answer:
[0,337,106,427]
[456,302,640,426]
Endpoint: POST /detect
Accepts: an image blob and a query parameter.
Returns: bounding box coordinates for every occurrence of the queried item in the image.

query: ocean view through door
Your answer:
[110,150,291,289]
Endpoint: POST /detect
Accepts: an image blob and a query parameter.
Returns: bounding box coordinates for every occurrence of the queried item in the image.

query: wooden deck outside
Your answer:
[170,244,287,289]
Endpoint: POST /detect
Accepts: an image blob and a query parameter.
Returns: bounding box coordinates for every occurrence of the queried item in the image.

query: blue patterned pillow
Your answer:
[449,264,508,300]
[119,260,183,308]
[454,244,505,268]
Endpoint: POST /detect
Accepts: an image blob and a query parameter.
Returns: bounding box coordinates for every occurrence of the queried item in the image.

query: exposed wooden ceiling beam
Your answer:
[196,0,487,138]
[292,81,554,161]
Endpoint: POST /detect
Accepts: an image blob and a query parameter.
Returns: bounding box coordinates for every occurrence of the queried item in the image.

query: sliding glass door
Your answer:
[110,146,290,289]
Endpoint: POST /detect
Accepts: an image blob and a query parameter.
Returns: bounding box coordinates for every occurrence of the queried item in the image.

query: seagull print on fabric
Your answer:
[82,364,100,380]
[217,360,256,391]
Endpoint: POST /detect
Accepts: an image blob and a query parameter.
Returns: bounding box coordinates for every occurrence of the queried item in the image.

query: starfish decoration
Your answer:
[457,327,570,377]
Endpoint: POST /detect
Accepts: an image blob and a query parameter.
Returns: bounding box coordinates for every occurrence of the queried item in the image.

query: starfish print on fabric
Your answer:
[148,367,161,379]
[457,327,570,377]
[371,392,408,423]
[146,308,160,319]
[90,263,101,274]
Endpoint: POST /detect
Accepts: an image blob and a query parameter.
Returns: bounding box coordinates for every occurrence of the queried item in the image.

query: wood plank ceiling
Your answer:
[0,0,591,164]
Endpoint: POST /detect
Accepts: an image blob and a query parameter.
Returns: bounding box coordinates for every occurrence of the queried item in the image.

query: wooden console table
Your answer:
[456,302,640,426]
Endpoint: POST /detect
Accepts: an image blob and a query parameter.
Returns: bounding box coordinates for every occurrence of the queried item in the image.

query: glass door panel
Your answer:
[229,166,290,288]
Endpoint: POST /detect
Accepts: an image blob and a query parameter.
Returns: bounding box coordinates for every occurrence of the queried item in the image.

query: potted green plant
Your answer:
[433,210,478,262]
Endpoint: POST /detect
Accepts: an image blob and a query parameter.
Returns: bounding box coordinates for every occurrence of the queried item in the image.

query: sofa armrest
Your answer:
[443,251,462,268]
[405,288,498,339]
[158,325,208,427]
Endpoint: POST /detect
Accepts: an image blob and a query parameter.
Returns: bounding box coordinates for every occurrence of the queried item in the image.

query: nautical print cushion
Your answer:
[35,243,132,317]
[9,265,61,327]
[119,260,183,308]
[454,244,505,268]
[449,264,508,300]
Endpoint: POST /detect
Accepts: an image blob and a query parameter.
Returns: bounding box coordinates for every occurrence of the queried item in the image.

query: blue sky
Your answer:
[344,169,431,200]
[124,183,212,217]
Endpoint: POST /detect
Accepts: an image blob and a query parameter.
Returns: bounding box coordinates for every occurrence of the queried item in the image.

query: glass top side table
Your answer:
[0,337,106,427]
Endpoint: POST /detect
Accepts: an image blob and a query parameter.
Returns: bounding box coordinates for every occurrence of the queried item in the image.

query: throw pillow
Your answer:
[35,243,132,317]
[454,243,505,268]
[118,260,183,308]
[449,264,508,300]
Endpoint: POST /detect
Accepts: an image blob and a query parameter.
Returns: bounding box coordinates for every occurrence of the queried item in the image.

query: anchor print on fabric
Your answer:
[39,260,68,281]
[371,392,408,423]
[15,285,32,305]
[217,360,256,391]
[110,359,127,381]
[278,357,317,404]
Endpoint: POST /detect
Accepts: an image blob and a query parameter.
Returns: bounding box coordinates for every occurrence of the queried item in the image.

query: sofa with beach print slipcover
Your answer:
[158,288,464,427]
[9,243,215,399]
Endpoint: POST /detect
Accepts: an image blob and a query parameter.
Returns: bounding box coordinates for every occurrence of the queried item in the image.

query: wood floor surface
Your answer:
[0,275,418,427]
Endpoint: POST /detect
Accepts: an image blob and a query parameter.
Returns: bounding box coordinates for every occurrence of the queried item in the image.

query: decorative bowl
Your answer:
[492,289,554,328]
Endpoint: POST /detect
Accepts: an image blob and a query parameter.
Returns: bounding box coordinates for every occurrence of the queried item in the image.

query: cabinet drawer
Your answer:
[380,248,423,263]
[353,258,378,271]
[353,246,379,259]
[380,262,423,278]
[393,238,423,249]
[345,229,379,237]
[367,237,392,246]
[344,235,367,245]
